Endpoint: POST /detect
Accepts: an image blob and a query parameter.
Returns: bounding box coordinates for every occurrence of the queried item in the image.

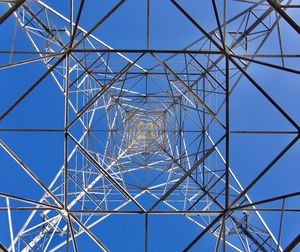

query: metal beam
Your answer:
[266,0,300,35]
[0,0,26,24]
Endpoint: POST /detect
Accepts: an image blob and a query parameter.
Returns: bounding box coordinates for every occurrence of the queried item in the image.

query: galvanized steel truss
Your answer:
[0,0,299,251]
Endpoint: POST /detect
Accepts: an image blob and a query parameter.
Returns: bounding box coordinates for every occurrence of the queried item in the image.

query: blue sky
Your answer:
[0,1,300,251]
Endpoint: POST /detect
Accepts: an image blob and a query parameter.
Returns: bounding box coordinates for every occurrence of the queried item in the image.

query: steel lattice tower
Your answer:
[0,0,299,251]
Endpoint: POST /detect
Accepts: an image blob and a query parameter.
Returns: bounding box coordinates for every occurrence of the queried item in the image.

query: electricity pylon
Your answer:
[0,0,299,251]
